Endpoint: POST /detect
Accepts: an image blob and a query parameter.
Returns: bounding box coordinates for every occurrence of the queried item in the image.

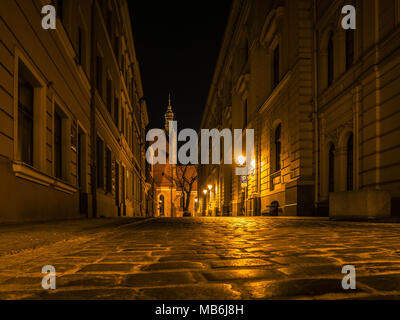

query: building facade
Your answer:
[0,0,150,222]
[198,0,400,217]
[152,97,199,217]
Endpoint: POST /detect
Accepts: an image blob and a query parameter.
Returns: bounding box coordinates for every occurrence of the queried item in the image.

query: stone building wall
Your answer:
[199,0,400,217]
[0,0,149,222]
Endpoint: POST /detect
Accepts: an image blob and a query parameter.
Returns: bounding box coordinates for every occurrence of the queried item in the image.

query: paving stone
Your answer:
[358,274,400,292]
[277,264,343,277]
[203,269,285,282]
[1,217,400,300]
[269,256,338,266]
[34,289,139,300]
[122,272,196,287]
[57,274,120,288]
[210,259,272,269]
[241,278,367,299]
[0,276,43,290]
[159,254,220,262]
[101,256,155,263]
[78,263,135,273]
[141,262,205,271]
[139,284,242,300]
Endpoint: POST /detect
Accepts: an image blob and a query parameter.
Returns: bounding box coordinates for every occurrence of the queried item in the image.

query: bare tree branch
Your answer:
[162,164,198,212]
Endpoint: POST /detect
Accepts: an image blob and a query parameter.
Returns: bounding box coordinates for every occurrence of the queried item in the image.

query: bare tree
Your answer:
[162,165,198,213]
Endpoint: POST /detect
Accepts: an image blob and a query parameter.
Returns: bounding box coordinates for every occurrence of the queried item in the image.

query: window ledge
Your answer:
[13,162,77,195]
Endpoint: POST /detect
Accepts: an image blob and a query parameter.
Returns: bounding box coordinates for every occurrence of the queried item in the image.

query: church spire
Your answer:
[165,93,174,132]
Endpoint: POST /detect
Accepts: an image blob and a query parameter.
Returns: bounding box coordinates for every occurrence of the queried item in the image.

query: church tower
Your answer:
[164,94,174,132]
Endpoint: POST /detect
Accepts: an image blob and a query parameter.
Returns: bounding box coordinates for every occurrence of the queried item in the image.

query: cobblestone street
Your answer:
[1,217,400,300]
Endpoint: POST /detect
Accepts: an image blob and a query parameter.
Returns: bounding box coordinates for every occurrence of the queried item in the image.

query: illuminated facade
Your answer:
[152,97,199,217]
[199,0,400,218]
[0,0,150,222]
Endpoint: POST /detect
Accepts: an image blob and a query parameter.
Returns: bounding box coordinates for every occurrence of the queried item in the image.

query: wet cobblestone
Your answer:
[0,217,400,299]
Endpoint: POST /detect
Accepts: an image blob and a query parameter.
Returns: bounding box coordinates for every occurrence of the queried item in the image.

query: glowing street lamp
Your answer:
[203,189,208,195]
[237,155,245,166]
[207,184,212,191]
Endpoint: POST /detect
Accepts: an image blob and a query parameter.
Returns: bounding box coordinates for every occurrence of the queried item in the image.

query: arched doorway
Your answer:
[159,195,165,216]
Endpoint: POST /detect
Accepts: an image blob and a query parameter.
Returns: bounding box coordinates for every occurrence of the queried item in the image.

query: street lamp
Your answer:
[207,184,212,191]
[237,155,245,166]
[203,189,207,195]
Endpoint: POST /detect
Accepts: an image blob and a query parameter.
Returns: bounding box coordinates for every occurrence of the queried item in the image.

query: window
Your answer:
[329,144,335,193]
[106,9,113,39]
[273,45,280,88]
[17,67,34,166]
[113,36,119,61]
[96,55,103,95]
[105,147,112,193]
[275,124,282,172]
[121,166,126,203]
[327,32,334,86]
[77,27,85,67]
[121,107,125,134]
[347,134,354,191]
[96,137,104,189]
[54,109,63,179]
[55,0,64,21]
[114,97,119,128]
[345,29,354,70]
[106,79,112,114]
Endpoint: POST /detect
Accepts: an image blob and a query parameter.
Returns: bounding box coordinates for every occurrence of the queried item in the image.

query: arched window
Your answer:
[347,133,354,191]
[327,32,334,86]
[328,144,335,192]
[346,29,354,70]
[159,195,165,216]
[275,124,282,172]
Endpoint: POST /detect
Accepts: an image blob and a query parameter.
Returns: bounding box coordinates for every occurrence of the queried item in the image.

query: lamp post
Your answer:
[203,189,207,216]
[207,184,212,216]
[237,155,248,216]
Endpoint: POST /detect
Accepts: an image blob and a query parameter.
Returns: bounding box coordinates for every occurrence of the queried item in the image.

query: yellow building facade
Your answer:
[199,0,400,218]
[0,0,149,222]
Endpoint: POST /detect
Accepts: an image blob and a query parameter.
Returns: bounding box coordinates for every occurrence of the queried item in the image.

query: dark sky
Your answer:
[128,1,232,132]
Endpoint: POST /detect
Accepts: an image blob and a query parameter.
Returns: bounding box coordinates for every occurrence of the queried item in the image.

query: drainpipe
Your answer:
[313,0,319,214]
[90,0,97,218]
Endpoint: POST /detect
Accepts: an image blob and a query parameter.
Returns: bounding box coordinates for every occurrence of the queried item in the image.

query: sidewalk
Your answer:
[0,218,150,257]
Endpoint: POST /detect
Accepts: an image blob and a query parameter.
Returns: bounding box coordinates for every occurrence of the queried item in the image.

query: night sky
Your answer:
[128,1,232,132]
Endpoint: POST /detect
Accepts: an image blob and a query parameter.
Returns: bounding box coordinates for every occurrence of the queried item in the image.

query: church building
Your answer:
[152,96,199,217]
